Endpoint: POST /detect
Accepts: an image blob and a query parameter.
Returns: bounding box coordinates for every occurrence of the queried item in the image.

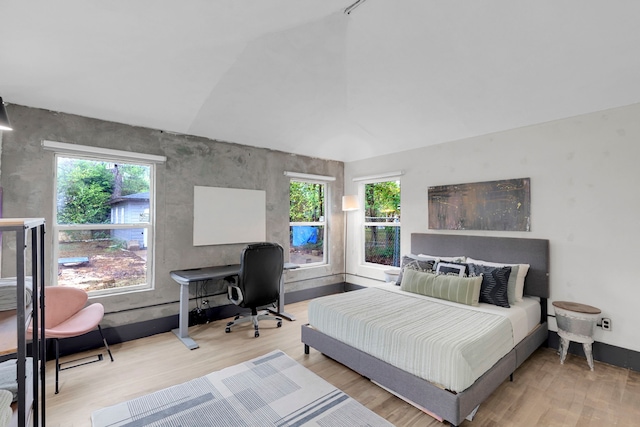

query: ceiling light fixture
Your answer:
[344,0,368,15]
[0,97,12,131]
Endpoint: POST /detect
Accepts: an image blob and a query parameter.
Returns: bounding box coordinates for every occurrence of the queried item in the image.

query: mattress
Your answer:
[308,286,540,393]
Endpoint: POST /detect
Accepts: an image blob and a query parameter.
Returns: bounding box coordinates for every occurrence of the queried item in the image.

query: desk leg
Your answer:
[171,283,199,350]
[269,275,296,321]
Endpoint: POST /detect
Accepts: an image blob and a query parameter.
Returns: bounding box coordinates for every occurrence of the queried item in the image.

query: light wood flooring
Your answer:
[44,300,640,426]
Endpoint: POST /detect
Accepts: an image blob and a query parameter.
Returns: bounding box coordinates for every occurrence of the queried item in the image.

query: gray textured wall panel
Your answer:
[1,105,345,327]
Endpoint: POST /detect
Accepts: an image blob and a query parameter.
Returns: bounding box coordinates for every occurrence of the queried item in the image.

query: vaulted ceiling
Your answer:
[2,1,639,162]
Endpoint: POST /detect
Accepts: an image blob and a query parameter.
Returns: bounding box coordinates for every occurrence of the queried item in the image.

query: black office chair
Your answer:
[225,242,284,337]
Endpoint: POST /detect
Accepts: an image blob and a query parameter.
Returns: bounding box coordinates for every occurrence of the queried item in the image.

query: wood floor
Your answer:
[44,300,640,426]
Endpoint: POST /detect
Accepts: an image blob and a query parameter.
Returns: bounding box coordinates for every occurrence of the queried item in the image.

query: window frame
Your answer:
[45,140,165,296]
[360,178,401,268]
[288,178,328,268]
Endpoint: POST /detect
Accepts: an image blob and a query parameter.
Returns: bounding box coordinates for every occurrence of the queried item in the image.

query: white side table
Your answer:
[384,269,401,284]
[552,301,601,370]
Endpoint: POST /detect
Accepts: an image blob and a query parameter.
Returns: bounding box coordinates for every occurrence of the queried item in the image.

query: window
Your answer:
[49,141,162,295]
[289,180,326,266]
[363,180,401,267]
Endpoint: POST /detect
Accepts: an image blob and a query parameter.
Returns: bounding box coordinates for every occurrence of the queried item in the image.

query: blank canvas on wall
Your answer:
[193,186,266,246]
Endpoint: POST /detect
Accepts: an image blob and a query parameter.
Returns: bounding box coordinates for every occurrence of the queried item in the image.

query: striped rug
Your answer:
[91,350,393,426]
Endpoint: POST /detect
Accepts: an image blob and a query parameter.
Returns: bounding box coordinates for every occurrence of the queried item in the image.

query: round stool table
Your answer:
[552,301,601,370]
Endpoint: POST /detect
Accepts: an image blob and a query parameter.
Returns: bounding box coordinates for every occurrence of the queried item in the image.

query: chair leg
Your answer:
[225,308,281,337]
[54,338,60,394]
[98,325,114,362]
[252,315,260,338]
[53,326,114,394]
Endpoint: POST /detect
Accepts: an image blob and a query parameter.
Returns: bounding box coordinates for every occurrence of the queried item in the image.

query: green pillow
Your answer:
[400,268,482,306]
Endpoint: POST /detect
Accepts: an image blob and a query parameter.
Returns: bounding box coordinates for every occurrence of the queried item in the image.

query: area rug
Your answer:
[91,350,393,426]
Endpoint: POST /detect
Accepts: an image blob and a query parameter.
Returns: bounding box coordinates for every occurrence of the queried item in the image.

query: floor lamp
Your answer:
[342,195,359,282]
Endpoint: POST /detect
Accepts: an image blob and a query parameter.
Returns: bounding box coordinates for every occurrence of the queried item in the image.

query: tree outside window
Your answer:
[289,181,326,266]
[55,156,154,293]
[364,180,401,267]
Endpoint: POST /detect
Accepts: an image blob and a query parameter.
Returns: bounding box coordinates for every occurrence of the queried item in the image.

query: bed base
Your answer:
[302,322,548,426]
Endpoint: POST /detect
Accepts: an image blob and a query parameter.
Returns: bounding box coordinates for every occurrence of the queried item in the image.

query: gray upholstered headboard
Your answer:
[410,233,549,299]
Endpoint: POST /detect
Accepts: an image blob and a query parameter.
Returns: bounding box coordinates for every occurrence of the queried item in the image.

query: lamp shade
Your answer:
[0,98,12,131]
[342,195,359,211]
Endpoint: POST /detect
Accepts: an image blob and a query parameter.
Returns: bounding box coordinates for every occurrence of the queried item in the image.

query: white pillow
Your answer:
[435,262,466,277]
[465,256,530,303]
[418,254,466,263]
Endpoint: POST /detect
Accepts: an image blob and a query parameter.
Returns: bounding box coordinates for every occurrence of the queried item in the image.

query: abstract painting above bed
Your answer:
[428,178,531,231]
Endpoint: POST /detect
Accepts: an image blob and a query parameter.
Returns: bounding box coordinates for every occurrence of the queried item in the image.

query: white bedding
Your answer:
[372,283,540,344]
[0,277,33,312]
[308,285,541,393]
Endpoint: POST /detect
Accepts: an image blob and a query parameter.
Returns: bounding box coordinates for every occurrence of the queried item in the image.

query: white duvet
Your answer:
[308,286,539,392]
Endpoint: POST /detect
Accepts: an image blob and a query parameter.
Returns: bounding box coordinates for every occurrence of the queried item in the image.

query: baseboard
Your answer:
[344,282,366,292]
[548,331,640,372]
[48,285,640,374]
[48,282,349,360]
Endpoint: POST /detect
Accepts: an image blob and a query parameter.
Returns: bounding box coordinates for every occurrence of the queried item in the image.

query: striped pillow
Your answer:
[400,268,482,306]
[467,263,511,308]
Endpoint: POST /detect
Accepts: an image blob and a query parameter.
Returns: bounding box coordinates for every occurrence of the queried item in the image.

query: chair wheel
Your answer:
[255,331,260,338]
[277,321,282,328]
[225,327,231,333]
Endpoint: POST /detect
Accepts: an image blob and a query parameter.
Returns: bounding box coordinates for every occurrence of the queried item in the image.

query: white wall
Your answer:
[344,102,640,352]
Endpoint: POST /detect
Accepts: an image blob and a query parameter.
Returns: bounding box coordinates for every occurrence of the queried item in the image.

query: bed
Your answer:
[301,233,549,426]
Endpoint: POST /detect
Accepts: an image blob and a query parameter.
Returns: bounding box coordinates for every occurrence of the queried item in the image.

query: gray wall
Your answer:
[0,104,345,328]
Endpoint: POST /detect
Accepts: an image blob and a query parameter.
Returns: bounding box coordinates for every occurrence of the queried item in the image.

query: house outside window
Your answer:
[52,147,159,295]
[363,180,401,267]
[289,180,327,266]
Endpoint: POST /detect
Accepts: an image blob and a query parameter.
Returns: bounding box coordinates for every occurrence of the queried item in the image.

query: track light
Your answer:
[344,0,368,15]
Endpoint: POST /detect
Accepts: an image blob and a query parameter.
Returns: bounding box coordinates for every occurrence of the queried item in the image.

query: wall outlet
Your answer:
[601,318,612,331]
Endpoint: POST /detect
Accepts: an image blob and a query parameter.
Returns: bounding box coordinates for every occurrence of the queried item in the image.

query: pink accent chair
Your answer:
[30,287,113,393]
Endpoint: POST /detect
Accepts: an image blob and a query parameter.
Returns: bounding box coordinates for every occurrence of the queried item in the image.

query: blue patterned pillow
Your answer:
[467,263,511,308]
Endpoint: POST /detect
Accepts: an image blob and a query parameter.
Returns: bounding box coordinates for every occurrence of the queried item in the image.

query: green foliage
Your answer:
[364,182,401,267]
[365,181,401,220]
[117,164,150,196]
[57,159,114,224]
[56,157,150,225]
[364,225,401,267]
[290,181,324,222]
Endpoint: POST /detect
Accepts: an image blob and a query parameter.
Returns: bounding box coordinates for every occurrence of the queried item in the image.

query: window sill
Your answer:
[355,263,396,283]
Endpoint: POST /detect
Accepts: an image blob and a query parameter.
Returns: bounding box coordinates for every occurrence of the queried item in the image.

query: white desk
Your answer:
[170,263,298,349]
